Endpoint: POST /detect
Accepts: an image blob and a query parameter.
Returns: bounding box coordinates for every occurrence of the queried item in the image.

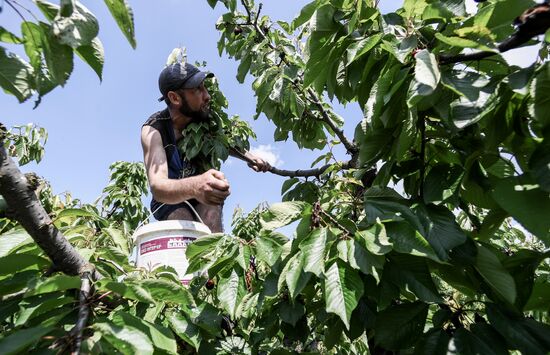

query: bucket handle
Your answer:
[137,200,205,230]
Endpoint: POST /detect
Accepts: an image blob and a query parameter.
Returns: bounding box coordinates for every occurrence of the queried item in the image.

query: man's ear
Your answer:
[167,91,181,106]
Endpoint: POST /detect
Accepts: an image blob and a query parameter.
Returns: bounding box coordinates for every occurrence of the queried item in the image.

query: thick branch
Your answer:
[0,141,93,276]
[231,148,353,177]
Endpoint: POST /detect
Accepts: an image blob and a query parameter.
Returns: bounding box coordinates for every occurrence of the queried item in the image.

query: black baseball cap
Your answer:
[158,62,214,102]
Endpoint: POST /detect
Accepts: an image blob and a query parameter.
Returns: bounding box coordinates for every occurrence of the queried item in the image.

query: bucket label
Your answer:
[140,236,195,256]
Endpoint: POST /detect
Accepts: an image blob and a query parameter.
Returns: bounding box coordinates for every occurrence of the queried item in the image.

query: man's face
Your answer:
[177,81,211,122]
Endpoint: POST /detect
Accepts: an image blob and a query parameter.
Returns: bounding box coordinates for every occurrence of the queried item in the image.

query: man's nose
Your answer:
[204,89,211,103]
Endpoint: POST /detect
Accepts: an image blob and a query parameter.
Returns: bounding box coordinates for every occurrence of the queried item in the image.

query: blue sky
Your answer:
[1,1,537,232]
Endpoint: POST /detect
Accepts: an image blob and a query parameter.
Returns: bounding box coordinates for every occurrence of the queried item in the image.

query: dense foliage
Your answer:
[1,0,550,354]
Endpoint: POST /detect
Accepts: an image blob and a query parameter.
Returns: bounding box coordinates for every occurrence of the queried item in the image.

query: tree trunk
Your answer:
[0,142,92,276]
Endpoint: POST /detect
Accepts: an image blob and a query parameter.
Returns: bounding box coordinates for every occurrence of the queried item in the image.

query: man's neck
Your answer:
[168,107,192,135]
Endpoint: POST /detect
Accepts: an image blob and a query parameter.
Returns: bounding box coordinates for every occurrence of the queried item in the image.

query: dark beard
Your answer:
[179,96,210,122]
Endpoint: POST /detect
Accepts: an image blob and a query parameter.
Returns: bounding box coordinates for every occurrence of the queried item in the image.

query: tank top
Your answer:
[143,109,197,215]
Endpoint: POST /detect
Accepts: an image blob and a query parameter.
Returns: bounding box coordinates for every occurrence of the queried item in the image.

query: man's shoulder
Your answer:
[143,108,171,127]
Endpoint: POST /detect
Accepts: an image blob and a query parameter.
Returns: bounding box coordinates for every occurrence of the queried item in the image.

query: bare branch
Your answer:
[230,147,353,177]
[70,272,92,355]
[306,88,358,156]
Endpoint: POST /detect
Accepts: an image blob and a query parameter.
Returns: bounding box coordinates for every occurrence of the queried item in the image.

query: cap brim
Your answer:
[158,71,214,101]
[181,71,214,89]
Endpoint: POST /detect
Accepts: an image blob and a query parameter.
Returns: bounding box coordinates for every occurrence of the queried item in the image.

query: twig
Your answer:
[97,257,127,275]
[70,271,92,355]
[306,88,358,156]
[319,209,353,236]
[254,3,262,27]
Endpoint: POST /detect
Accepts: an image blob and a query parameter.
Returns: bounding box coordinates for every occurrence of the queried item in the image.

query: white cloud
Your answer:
[249,145,284,167]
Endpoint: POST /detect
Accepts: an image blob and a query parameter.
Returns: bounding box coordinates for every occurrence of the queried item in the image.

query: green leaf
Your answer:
[300,228,331,276]
[338,238,384,280]
[140,279,194,305]
[531,62,550,127]
[0,48,33,102]
[280,251,311,299]
[530,142,550,193]
[39,22,73,86]
[76,37,104,81]
[34,0,59,21]
[486,303,550,355]
[52,2,99,48]
[525,279,550,311]
[103,226,129,254]
[415,204,467,261]
[102,0,136,48]
[25,274,80,296]
[309,4,337,32]
[279,300,305,326]
[112,311,177,355]
[423,164,463,204]
[187,302,222,336]
[0,26,22,44]
[414,329,451,355]
[374,301,428,350]
[15,294,74,326]
[356,222,392,256]
[453,328,506,355]
[93,322,154,355]
[290,0,318,31]
[256,233,285,266]
[385,222,441,262]
[346,33,383,64]
[324,260,364,329]
[55,208,97,222]
[217,268,245,318]
[491,175,550,243]
[414,49,440,96]
[261,201,309,230]
[0,254,50,276]
[387,254,443,303]
[96,279,155,303]
[435,33,494,51]
[475,245,516,304]
[186,233,223,260]
[0,326,55,355]
[167,311,201,350]
[236,53,252,83]
[0,228,32,257]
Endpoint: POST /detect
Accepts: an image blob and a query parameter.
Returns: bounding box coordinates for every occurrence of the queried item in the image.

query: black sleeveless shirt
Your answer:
[143,109,197,219]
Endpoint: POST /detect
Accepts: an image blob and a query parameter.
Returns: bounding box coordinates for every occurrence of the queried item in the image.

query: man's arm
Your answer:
[141,126,230,205]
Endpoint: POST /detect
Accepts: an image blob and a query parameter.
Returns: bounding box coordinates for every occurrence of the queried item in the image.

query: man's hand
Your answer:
[194,169,230,205]
[246,152,272,173]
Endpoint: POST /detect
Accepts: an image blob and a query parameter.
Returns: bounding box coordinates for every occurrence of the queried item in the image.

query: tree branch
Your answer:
[230,147,353,177]
[0,137,96,277]
[306,88,358,156]
[70,271,92,355]
[440,3,550,65]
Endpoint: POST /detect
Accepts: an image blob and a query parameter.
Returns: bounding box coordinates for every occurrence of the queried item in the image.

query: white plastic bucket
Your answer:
[132,220,211,284]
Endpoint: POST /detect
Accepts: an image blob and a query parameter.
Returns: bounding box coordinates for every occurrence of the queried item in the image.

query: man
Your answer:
[141,62,270,232]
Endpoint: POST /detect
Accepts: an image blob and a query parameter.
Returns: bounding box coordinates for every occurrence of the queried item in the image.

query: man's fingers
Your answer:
[208,178,229,191]
[208,169,225,180]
